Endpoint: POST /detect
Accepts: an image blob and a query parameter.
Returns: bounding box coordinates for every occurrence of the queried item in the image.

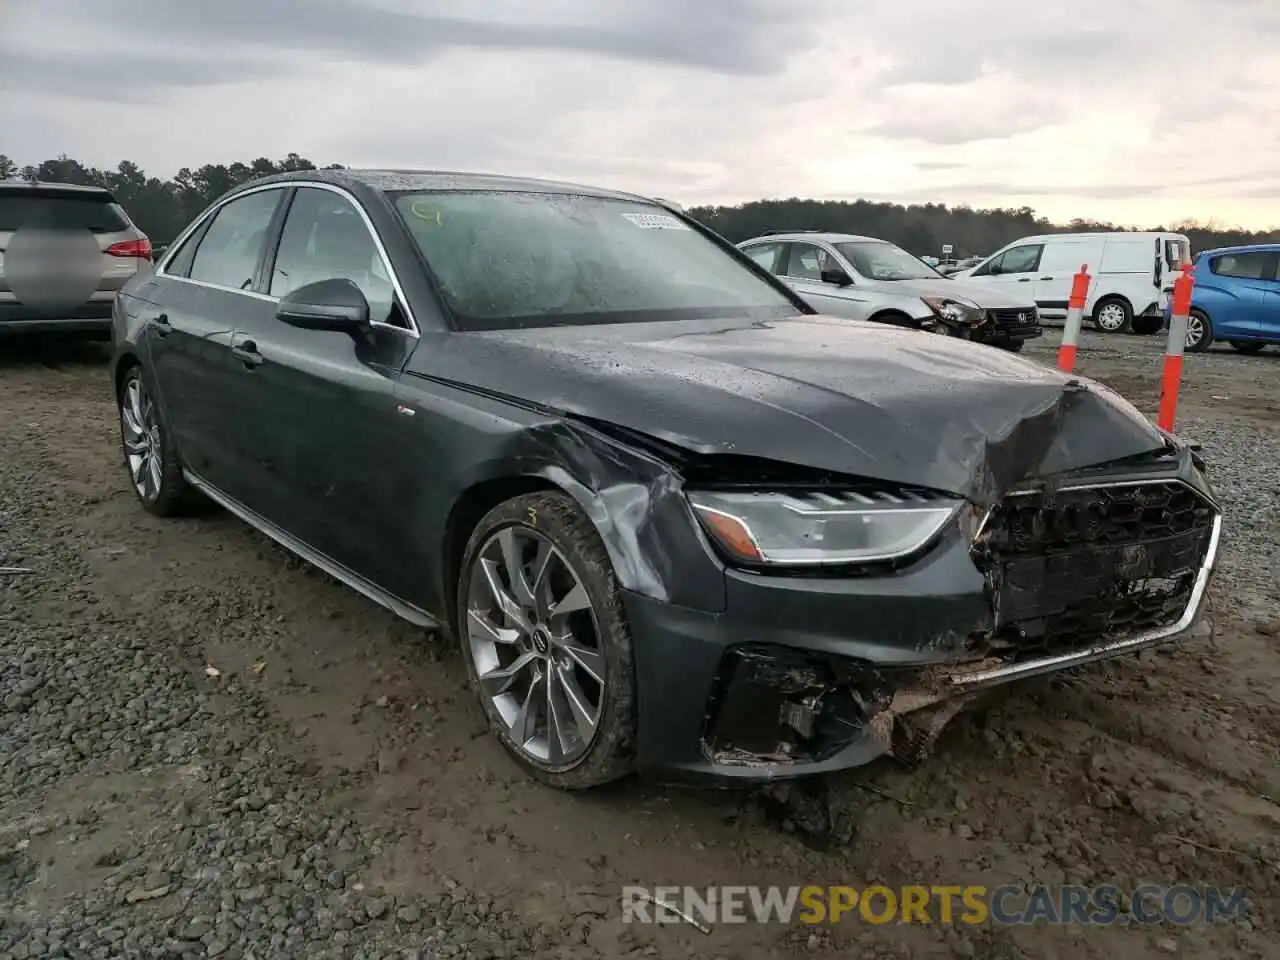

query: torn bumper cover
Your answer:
[622,462,1221,783]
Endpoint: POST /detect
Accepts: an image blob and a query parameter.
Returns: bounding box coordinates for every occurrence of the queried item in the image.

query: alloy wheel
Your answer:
[1096,302,1127,332]
[120,377,163,501]
[465,525,606,768]
[1185,314,1206,351]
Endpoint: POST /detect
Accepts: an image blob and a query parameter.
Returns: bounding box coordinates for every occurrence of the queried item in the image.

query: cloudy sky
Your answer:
[3,0,1278,228]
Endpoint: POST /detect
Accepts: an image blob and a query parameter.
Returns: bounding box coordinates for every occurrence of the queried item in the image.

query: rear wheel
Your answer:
[456,492,636,790]
[1093,297,1133,334]
[117,365,194,516]
[1229,341,1266,355]
[1184,309,1213,353]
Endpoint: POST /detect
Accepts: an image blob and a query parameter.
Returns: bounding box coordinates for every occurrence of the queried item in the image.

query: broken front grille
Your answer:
[986,307,1038,331]
[972,480,1217,659]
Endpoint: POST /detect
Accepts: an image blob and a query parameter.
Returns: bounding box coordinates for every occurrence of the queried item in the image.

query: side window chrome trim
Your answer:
[154,180,420,338]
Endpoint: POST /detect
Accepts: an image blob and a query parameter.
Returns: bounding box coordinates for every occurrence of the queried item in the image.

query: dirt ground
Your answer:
[2,330,1278,960]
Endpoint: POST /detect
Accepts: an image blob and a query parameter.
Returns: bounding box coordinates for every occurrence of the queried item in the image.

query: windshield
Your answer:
[833,241,943,281]
[392,190,798,329]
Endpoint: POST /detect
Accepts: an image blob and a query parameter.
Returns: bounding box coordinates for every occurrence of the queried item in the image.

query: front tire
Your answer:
[999,339,1025,353]
[117,365,194,517]
[1093,297,1133,334]
[1131,315,1163,335]
[456,491,636,790]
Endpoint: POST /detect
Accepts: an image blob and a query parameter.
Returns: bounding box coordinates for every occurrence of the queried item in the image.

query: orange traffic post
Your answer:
[1056,264,1091,372]
[1157,264,1195,432]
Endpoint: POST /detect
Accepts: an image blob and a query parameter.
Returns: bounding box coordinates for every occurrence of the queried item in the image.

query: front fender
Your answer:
[444,419,728,615]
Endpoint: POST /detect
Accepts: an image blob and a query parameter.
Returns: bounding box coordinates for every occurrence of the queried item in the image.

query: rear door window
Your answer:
[0,194,129,232]
[1210,252,1273,280]
[187,190,283,292]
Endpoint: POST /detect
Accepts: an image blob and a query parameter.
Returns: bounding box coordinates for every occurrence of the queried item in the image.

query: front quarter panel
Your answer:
[392,362,728,621]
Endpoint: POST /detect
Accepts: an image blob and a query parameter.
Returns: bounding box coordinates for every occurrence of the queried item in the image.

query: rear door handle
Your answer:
[153,312,172,337]
[1040,276,1054,281]
[231,339,264,368]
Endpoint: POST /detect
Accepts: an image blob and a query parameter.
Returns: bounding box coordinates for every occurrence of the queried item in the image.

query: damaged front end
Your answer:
[695,473,1221,777]
[444,341,1221,785]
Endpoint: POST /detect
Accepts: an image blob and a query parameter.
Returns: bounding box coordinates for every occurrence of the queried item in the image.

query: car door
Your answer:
[776,242,877,319]
[1204,250,1280,339]
[145,187,286,501]
[966,243,1044,302]
[235,184,421,598]
[1033,239,1099,318]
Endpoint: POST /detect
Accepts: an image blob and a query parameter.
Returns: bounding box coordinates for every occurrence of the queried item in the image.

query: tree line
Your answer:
[3,152,1276,258]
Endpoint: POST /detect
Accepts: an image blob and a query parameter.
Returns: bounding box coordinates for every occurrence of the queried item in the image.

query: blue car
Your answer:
[1169,244,1280,353]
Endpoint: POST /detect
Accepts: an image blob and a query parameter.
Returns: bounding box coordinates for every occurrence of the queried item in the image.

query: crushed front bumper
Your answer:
[624,468,1221,784]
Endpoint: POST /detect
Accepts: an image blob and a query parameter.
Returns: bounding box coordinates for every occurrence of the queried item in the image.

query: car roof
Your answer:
[231,167,655,202]
[0,179,114,197]
[1012,231,1185,243]
[1197,243,1280,258]
[741,232,883,244]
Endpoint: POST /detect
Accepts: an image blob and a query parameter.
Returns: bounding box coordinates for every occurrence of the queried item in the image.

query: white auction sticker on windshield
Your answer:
[621,212,689,230]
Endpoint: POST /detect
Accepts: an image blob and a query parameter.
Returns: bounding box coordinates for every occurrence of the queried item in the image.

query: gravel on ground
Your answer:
[2,330,1277,959]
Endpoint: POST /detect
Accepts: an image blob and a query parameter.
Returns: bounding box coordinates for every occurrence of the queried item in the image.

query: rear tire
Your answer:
[1229,341,1266,355]
[456,491,637,790]
[1092,297,1133,334]
[1185,309,1213,353]
[117,365,196,517]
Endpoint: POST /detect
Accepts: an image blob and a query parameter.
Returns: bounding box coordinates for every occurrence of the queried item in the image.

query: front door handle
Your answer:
[231,339,264,368]
[1017,277,1032,282]
[1039,276,1054,281]
[153,312,172,337]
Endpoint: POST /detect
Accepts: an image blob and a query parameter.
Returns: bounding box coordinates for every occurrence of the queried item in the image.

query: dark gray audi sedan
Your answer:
[109,169,1221,789]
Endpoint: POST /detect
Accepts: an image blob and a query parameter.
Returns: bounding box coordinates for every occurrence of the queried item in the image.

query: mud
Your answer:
[2,331,1278,959]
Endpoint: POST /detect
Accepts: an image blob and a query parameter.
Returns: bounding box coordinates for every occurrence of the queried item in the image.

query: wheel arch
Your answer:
[1091,292,1133,316]
[867,309,919,328]
[112,349,144,402]
[441,473,563,637]
[439,449,713,638]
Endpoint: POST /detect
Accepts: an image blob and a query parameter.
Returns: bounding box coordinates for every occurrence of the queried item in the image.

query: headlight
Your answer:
[687,489,962,566]
[922,296,986,327]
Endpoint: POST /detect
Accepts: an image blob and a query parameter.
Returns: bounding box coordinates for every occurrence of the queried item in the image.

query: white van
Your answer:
[954,232,1193,334]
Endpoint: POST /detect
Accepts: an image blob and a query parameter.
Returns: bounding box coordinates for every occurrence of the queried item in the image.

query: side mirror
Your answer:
[276,278,371,337]
[987,263,1002,276]
[821,267,853,286]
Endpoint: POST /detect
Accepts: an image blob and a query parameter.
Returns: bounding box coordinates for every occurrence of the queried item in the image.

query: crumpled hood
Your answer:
[863,275,1037,309]
[418,314,1167,504]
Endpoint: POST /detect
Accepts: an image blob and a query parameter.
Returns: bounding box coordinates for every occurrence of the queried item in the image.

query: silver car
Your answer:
[1,180,152,337]
[739,232,1041,351]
